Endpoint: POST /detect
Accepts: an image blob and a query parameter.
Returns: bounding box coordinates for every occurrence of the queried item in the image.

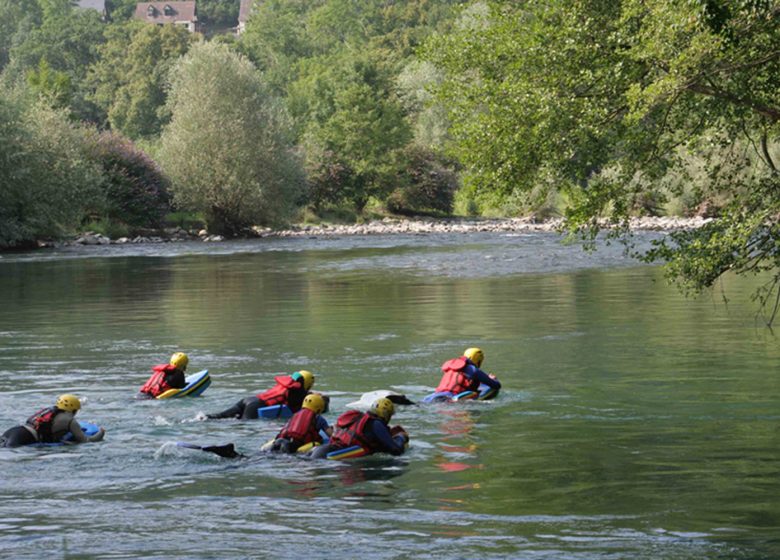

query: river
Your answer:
[0,232,778,559]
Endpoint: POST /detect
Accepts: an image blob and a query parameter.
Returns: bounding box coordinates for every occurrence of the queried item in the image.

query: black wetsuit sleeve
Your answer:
[287,387,308,411]
[167,369,187,389]
[369,419,406,456]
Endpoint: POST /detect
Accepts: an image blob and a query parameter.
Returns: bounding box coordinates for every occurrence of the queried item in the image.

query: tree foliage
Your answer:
[89,22,194,138]
[3,3,106,122]
[427,0,780,321]
[241,0,463,213]
[0,88,102,248]
[159,42,304,235]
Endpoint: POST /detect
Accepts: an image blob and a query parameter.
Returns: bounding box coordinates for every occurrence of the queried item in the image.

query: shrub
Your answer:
[385,146,458,215]
[87,130,171,228]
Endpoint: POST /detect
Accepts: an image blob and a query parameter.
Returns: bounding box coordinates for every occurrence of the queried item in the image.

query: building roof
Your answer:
[76,0,106,10]
[135,2,197,24]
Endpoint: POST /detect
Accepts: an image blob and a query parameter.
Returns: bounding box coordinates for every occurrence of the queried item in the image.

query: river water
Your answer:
[0,232,778,559]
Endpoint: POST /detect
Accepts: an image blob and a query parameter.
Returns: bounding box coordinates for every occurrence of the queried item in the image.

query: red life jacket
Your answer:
[140,364,178,397]
[256,376,302,407]
[25,406,62,443]
[436,357,480,394]
[329,410,375,450]
[278,408,321,444]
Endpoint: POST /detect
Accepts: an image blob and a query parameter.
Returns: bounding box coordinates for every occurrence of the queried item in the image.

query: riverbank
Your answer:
[40,215,711,248]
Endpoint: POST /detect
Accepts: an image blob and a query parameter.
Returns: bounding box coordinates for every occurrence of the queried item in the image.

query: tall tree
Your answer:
[0,0,42,72]
[159,42,304,235]
[89,22,194,138]
[4,4,105,121]
[427,1,780,321]
[0,87,103,248]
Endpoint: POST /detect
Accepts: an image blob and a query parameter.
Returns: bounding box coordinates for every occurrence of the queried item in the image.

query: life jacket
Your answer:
[329,410,375,450]
[436,357,480,394]
[25,406,62,443]
[256,376,303,408]
[278,408,321,444]
[140,364,178,397]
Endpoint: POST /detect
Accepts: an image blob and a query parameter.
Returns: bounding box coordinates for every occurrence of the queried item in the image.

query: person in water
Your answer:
[310,397,409,458]
[268,393,333,453]
[207,370,315,420]
[433,347,501,400]
[137,352,189,399]
[0,394,105,447]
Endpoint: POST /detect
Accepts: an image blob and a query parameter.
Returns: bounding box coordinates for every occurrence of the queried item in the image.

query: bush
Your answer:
[303,145,360,210]
[87,130,171,229]
[385,146,458,215]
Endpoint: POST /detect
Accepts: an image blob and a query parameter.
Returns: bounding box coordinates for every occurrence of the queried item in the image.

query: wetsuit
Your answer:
[310,413,407,459]
[207,376,308,420]
[0,410,105,448]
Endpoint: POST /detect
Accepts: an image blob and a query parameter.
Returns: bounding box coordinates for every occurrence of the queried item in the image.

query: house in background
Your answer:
[134,2,199,33]
[76,0,107,19]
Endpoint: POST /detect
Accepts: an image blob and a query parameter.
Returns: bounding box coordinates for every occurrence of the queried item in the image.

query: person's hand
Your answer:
[94,427,106,441]
[391,425,409,443]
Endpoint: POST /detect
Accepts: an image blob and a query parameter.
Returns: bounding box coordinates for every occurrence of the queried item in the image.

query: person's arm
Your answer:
[470,365,501,389]
[316,416,333,437]
[65,417,105,444]
[369,420,406,456]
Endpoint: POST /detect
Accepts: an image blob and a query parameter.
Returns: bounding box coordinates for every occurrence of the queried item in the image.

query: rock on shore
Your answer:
[67,216,711,246]
[255,216,712,238]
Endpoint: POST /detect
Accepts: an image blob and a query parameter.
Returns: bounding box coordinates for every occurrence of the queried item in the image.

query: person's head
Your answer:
[55,394,81,413]
[170,352,189,371]
[293,370,315,391]
[463,347,484,368]
[370,397,394,424]
[302,393,326,415]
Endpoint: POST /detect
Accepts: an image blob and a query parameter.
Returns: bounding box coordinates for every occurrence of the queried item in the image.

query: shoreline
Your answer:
[37,215,712,248]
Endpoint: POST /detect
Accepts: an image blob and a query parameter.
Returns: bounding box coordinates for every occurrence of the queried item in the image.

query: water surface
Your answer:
[1,232,778,559]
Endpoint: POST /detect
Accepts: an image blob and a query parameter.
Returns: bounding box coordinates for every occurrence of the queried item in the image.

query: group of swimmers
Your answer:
[0,347,502,458]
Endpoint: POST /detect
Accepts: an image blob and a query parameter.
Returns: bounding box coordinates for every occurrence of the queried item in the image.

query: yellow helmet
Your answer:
[464,347,484,368]
[296,370,315,391]
[302,393,326,414]
[370,397,394,423]
[170,352,189,371]
[55,394,81,412]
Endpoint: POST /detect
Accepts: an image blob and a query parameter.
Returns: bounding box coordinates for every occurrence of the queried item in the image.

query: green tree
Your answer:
[240,0,463,213]
[89,22,194,138]
[26,58,72,108]
[0,0,42,72]
[427,1,780,321]
[298,52,412,210]
[0,87,102,248]
[4,4,106,121]
[198,0,240,29]
[159,42,304,235]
